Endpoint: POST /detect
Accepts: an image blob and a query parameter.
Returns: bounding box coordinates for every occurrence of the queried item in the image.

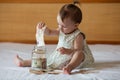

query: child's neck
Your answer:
[63,28,78,34]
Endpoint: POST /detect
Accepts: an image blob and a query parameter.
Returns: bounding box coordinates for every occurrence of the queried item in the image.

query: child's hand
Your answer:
[37,22,46,29]
[57,47,73,55]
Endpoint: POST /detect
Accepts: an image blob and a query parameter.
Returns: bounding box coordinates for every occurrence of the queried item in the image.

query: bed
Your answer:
[0,42,120,80]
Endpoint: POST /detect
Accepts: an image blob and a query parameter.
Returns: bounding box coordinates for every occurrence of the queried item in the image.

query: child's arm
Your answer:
[37,22,59,36]
[63,33,85,74]
[44,27,59,36]
[69,33,84,68]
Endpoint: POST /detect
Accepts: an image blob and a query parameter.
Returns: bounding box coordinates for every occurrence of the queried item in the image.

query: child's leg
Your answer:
[14,55,31,67]
[63,51,84,74]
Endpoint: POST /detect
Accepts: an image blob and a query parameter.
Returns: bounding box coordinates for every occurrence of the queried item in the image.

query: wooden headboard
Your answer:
[0,0,120,3]
[0,2,120,44]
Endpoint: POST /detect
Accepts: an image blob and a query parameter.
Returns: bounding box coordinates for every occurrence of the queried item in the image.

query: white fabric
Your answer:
[0,42,120,80]
[36,26,46,46]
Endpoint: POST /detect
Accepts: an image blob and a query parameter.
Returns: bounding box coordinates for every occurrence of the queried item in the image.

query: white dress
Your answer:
[47,29,94,69]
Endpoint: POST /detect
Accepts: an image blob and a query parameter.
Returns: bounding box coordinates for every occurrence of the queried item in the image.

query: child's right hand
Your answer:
[57,47,73,55]
[37,22,46,29]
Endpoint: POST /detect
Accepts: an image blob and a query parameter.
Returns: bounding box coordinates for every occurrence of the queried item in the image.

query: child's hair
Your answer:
[59,3,82,24]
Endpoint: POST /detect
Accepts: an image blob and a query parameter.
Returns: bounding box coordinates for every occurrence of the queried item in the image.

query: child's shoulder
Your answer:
[80,32,86,39]
[75,31,86,41]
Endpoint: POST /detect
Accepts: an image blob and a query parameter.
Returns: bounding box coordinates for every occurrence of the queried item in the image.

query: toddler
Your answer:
[15,3,94,74]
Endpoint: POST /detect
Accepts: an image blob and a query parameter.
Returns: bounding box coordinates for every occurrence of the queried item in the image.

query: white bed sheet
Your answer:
[0,42,120,80]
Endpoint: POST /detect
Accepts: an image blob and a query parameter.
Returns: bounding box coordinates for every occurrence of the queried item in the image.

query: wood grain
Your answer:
[0,0,120,3]
[0,3,120,44]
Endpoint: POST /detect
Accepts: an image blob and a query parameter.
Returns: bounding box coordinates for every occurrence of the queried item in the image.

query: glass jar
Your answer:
[31,46,46,70]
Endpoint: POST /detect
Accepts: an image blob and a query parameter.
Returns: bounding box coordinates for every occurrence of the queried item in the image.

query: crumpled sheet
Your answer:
[0,67,102,80]
[0,43,120,80]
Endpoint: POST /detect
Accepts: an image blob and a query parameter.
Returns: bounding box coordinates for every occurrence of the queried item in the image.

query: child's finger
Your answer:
[37,22,45,29]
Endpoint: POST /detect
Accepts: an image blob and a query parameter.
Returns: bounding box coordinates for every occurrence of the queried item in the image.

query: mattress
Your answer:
[0,42,120,80]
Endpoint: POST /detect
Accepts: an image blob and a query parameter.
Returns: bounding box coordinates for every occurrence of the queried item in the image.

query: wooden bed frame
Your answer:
[0,2,120,44]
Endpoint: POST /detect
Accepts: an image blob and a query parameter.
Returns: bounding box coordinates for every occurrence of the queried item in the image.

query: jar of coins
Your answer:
[31,46,46,71]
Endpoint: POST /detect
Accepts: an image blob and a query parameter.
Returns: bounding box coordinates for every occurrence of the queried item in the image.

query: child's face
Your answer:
[57,14,78,34]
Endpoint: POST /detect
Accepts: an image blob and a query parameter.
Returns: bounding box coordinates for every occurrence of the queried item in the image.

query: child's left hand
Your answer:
[57,47,73,55]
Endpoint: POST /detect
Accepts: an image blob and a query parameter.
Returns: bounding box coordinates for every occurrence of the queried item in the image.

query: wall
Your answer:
[0,3,120,44]
[0,0,119,3]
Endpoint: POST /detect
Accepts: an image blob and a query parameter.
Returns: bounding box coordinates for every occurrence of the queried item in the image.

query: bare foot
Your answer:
[63,65,72,74]
[14,55,24,67]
